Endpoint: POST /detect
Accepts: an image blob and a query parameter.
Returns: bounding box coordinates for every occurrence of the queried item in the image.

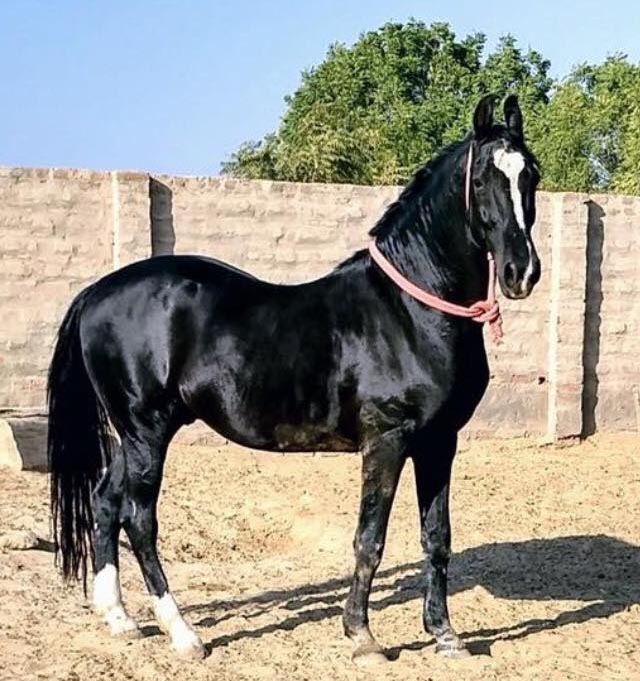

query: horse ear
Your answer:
[473,94,495,139]
[504,94,524,142]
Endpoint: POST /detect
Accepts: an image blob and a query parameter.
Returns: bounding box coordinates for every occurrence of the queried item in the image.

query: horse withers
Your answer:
[48,94,540,665]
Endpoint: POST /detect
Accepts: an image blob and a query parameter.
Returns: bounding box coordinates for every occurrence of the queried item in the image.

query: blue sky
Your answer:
[1,1,637,176]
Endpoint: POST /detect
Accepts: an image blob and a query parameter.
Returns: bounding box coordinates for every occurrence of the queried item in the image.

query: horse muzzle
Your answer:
[500,254,541,300]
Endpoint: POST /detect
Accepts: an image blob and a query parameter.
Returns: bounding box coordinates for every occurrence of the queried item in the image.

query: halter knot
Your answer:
[469,251,503,341]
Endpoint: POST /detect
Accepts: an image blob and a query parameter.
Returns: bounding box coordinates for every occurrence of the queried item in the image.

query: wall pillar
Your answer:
[546,193,589,439]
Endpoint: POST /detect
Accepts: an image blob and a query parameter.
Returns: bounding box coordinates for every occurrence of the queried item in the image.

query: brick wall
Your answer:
[586,193,640,432]
[0,168,114,408]
[154,176,399,282]
[0,166,638,438]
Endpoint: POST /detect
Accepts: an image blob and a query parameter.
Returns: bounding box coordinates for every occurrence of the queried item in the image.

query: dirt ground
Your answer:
[2,434,640,681]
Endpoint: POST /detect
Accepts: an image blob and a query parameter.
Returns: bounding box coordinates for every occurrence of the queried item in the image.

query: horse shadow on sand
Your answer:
[183,534,640,656]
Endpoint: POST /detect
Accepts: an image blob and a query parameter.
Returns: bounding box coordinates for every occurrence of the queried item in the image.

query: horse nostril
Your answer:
[504,262,518,288]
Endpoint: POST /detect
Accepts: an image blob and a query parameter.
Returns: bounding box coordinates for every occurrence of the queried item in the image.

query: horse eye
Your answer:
[473,178,483,189]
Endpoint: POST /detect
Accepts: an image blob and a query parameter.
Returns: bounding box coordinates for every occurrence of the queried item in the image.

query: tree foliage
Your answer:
[222,22,640,194]
[530,56,640,193]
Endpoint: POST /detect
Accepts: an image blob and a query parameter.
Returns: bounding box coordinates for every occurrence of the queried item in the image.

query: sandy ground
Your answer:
[1,434,640,681]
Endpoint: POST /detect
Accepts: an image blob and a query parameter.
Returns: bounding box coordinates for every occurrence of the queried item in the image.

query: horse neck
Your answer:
[372,142,487,306]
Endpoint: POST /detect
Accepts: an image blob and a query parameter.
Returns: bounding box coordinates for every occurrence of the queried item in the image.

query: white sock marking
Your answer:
[153,592,203,654]
[94,564,121,612]
[93,564,138,635]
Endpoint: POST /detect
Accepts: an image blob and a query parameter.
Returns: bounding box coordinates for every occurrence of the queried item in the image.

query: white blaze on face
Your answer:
[492,148,535,288]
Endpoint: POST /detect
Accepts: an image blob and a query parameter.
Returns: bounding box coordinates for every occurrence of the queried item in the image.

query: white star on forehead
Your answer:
[493,149,526,233]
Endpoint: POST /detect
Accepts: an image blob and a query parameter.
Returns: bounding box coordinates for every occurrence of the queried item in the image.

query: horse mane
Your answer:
[368,136,470,240]
[332,134,472,274]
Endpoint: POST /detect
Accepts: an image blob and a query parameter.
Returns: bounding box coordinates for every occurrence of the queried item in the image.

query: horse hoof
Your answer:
[173,633,207,660]
[105,612,142,639]
[175,642,206,660]
[116,624,144,641]
[353,645,390,668]
[436,642,471,659]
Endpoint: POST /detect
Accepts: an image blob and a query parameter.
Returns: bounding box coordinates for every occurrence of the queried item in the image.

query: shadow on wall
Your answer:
[581,201,605,437]
[149,177,175,256]
[183,534,640,656]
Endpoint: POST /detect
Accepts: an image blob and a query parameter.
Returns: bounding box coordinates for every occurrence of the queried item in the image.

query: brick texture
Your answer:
[586,193,640,432]
[0,166,638,438]
[0,168,112,408]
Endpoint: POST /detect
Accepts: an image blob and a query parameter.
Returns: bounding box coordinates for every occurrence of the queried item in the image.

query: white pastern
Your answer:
[93,564,139,635]
[493,148,535,290]
[153,592,205,657]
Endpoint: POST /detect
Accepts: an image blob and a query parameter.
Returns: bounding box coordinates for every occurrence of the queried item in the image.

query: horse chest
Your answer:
[392,326,490,432]
[441,340,490,429]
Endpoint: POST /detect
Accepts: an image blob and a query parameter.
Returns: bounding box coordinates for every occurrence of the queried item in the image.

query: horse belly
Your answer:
[195,409,359,453]
[272,423,358,452]
[186,373,359,454]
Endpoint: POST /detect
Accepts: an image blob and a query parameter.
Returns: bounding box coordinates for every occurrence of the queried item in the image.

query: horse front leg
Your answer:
[412,430,470,658]
[343,430,406,668]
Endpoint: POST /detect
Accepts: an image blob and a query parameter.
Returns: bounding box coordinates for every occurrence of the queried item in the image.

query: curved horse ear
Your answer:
[504,94,524,142]
[473,94,495,139]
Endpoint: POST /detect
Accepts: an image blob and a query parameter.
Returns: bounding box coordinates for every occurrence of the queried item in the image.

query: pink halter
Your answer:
[368,145,503,342]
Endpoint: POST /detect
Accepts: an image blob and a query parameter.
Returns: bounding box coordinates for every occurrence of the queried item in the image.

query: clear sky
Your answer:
[1,1,637,176]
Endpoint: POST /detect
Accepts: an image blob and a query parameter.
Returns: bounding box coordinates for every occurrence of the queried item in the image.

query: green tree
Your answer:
[528,81,595,191]
[222,21,552,185]
[583,56,640,194]
[615,103,640,194]
[533,56,640,193]
[223,22,640,194]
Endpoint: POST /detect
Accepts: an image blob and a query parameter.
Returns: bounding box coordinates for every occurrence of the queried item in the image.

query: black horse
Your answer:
[48,94,540,665]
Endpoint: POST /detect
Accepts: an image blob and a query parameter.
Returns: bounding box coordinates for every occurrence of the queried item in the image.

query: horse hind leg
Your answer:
[92,448,141,638]
[120,423,205,659]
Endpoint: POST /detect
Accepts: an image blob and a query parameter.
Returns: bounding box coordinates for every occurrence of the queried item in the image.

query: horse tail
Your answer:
[48,288,112,593]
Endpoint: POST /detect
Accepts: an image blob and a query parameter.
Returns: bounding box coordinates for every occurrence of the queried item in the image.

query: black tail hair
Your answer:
[48,288,112,593]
